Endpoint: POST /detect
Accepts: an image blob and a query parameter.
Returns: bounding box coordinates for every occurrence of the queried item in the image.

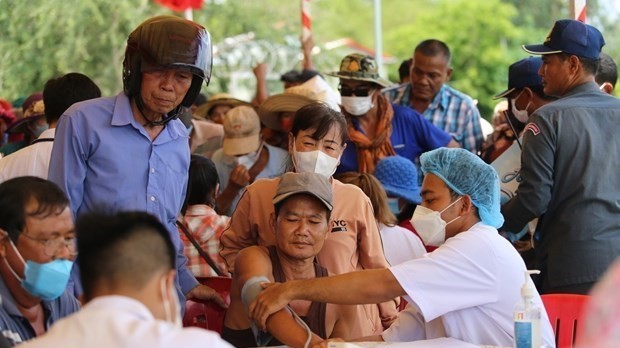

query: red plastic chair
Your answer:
[541,294,589,348]
[398,297,408,312]
[183,276,232,333]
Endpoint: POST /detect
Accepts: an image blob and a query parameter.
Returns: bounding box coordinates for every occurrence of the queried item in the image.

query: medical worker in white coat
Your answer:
[248,148,556,347]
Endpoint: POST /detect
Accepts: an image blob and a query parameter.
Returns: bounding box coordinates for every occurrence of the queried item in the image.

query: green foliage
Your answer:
[0,0,617,114]
[381,0,530,118]
[0,0,168,99]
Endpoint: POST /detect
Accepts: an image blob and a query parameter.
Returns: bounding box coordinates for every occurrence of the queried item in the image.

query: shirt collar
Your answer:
[0,276,54,318]
[185,204,217,217]
[36,128,56,139]
[428,84,449,111]
[84,295,154,321]
[110,92,188,143]
[563,81,601,98]
[110,92,135,127]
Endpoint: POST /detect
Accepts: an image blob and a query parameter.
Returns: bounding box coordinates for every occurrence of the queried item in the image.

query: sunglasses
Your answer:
[338,85,375,97]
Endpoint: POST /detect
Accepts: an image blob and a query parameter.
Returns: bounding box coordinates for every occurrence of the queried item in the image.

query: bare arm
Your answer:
[252,63,269,106]
[235,247,322,348]
[301,34,314,71]
[329,303,357,341]
[250,268,404,330]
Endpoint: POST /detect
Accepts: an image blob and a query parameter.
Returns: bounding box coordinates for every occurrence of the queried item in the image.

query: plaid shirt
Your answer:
[382,83,484,153]
[179,205,230,277]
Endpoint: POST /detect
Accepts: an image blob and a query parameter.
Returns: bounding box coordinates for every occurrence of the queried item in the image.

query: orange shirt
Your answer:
[220,177,397,336]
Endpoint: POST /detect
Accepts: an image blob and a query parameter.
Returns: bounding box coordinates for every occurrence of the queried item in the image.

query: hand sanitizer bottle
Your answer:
[514,270,542,348]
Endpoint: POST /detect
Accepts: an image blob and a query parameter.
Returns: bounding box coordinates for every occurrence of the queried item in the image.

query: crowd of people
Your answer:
[0,13,619,348]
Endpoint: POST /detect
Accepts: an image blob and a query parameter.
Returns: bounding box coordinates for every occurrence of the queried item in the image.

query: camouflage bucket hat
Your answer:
[327,53,392,88]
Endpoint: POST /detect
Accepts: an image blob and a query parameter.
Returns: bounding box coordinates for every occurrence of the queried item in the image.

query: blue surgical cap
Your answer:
[420,148,504,228]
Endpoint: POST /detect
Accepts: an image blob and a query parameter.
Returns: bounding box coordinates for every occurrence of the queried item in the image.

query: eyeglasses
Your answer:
[22,233,77,257]
[338,85,375,97]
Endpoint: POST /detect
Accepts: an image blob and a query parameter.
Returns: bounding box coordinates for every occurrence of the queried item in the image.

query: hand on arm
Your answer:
[250,269,404,330]
[236,247,322,348]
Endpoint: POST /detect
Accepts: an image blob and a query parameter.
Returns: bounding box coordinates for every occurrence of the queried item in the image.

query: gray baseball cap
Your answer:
[273,172,333,211]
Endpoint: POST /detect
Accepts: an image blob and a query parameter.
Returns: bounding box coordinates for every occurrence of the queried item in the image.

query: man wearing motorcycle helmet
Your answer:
[48,16,227,310]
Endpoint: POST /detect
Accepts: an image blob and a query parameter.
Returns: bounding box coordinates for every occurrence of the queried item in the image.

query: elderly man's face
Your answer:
[410,52,452,102]
[274,194,329,261]
[140,67,193,118]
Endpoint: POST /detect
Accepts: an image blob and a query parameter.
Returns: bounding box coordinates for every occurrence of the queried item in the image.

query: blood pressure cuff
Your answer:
[241,276,273,346]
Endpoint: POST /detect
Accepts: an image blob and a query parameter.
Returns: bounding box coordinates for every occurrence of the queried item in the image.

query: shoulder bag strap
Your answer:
[176,219,226,277]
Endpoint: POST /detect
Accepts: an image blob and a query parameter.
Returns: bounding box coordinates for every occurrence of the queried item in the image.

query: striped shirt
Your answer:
[383,83,484,153]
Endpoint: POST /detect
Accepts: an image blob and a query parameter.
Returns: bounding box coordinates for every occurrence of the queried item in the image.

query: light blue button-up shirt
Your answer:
[49,92,197,295]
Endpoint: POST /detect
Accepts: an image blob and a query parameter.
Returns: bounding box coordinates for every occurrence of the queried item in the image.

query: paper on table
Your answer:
[337,338,480,348]
[272,338,507,348]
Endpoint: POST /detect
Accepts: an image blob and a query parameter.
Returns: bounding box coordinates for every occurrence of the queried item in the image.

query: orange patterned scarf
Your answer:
[347,95,396,173]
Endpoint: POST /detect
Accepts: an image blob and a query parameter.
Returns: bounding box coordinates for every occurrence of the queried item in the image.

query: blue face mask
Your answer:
[22,259,73,301]
[387,198,401,215]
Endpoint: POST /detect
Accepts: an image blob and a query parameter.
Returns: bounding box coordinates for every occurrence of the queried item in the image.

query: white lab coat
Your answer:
[383,222,555,347]
[379,223,427,266]
[18,295,232,348]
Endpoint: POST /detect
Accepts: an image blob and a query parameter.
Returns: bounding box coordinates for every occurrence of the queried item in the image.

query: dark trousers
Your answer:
[541,279,596,295]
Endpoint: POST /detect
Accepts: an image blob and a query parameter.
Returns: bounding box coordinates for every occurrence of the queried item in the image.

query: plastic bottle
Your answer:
[514,270,542,348]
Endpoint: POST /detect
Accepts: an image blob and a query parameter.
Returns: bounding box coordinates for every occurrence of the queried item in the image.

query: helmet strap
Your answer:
[135,95,180,127]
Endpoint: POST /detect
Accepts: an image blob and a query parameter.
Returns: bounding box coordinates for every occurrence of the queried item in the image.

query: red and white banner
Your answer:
[301,0,312,41]
[571,0,587,22]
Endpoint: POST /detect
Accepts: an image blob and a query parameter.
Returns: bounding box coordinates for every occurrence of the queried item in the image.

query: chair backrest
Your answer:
[183,276,232,333]
[541,294,589,348]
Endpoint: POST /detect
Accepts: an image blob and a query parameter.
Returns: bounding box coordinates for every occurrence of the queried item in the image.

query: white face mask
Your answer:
[341,95,374,116]
[223,142,263,170]
[510,90,531,124]
[160,276,182,330]
[410,197,462,247]
[292,141,339,178]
